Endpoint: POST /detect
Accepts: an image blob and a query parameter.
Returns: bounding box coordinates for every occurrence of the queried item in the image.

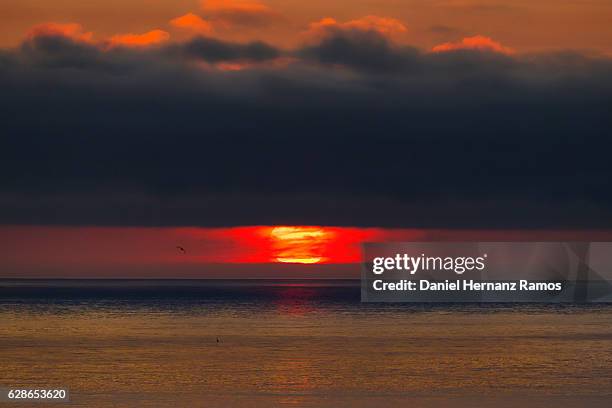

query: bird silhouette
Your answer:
[176,246,186,254]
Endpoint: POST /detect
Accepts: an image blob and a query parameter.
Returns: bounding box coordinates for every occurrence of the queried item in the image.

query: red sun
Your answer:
[269,226,334,264]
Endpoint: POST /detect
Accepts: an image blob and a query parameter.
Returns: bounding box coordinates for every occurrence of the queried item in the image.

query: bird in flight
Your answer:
[176,246,186,254]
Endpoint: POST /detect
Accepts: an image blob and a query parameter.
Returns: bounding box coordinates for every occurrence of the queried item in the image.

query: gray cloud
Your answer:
[299,30,421,73]
[166,36,280,62]
[1,31,612,227]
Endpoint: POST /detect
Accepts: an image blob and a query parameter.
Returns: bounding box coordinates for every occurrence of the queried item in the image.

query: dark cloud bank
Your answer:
[1,30,612,228]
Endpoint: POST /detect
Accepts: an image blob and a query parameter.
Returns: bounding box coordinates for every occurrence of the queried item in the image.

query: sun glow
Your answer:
[173,225,388,264]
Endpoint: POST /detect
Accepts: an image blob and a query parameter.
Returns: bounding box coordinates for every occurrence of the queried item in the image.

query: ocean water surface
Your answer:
[1,279,612,407]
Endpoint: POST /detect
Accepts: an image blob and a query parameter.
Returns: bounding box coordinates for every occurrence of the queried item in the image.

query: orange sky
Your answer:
[1,0,611,53]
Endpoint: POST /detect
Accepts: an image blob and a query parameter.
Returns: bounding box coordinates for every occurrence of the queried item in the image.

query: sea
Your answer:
[1,279,611,407]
